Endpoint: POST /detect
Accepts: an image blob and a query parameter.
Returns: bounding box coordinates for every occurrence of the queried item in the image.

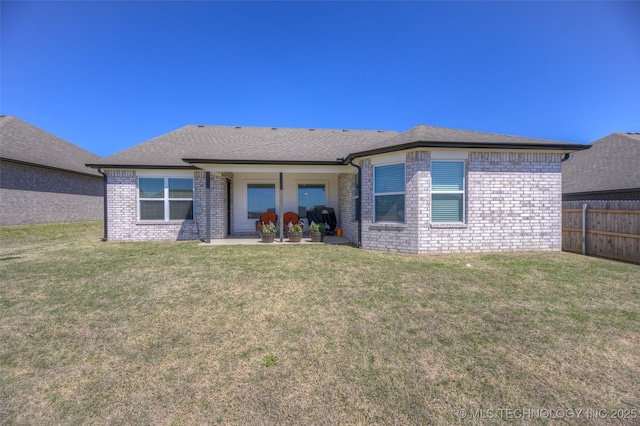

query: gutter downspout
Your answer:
[97,167,108,242]
[348,158,362,248]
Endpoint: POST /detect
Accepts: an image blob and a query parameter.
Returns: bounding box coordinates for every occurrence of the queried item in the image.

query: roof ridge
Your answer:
[185,123,397,133]
[0,115,17,128]
[614,132,640,142]
[413,123,575,143]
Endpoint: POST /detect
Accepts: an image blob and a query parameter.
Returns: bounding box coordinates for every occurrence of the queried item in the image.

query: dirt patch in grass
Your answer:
[1,222,639,424]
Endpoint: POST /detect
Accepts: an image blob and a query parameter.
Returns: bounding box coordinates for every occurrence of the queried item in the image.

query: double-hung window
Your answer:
[374,163,405,222]
[431,161,465,223]
[139,177,194,221]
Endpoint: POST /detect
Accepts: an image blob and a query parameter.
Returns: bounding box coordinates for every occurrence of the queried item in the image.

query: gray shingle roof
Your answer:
[0,115,102,176]
[90,125,398,167]
[562,132,640,194]
[88,123,587,169]
[346,124,587,159]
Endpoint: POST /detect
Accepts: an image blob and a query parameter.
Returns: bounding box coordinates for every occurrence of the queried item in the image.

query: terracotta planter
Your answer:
[261,232,276,243]
[310,231,324,242]
[287,231,303,243]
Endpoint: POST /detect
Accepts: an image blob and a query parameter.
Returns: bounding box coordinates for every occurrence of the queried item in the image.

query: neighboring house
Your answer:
[87,123,587,254]
[0,115,103,226]
[562,132,640,201]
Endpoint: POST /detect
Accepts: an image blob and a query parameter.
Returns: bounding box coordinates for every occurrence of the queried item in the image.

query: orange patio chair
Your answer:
[283,212,301,228]
[256,211,278,232]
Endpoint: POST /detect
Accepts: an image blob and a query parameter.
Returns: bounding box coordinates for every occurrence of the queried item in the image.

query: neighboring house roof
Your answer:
[0,115,102,177]
[87,123,588,169]
[562,132,640,195]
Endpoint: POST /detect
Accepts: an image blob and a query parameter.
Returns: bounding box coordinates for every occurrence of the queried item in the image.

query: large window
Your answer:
[374,163,405,222]
[139,177,193,221]
[247,183,275,219]
[298,183,326,216]
[431,161,465,223]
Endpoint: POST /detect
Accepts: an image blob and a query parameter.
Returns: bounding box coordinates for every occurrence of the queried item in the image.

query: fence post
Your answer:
[582,203,587,255]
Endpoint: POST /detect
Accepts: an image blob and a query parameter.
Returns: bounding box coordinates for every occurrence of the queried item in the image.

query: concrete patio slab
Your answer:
[199,235,351,246]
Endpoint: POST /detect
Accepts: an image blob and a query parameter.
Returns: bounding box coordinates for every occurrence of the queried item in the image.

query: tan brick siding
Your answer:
[338,173,358,244]
[103,152,563,253]
[104,169,232,241]
[1,160,103,226]
[360,151,563,254]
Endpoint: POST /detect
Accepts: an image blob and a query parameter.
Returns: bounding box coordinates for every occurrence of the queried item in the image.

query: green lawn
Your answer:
[1,222,639,424]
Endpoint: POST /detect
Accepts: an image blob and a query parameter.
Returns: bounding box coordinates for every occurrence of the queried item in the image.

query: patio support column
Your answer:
[279,172,284,242]
[206,171,211,244]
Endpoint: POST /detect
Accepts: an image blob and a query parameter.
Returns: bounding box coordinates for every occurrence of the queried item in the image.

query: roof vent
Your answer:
[342,130,348,132]
[271,127,277,130]
[309,128,315,131]
[198,125,204,127]
[235,126,242,129]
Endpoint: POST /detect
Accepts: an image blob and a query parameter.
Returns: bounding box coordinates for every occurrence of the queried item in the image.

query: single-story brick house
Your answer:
[87,123,588,253]
[1,115,104,226]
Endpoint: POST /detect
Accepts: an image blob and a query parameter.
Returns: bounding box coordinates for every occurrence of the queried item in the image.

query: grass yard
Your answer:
[1,222,639,425]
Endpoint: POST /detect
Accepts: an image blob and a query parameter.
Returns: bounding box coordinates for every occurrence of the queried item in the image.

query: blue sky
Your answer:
[2,1,639,157]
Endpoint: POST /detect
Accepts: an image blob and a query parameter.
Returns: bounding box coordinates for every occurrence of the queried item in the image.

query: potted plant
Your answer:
[287,223,303,243]
[309,222,325,242]
[260,222,277,243]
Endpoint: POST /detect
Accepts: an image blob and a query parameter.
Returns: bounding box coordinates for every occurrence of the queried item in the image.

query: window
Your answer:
[431,161,465,223]
[139,177,193,221]
[247,183,275,219]
[298,184,325,216]
[374,163,405,222]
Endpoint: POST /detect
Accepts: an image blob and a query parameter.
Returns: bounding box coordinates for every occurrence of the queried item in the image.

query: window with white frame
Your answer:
[298,183,326,215]
[431,161,465,223]
[374,163,405,222]
[247,183,276,219]
[139,177,193,221]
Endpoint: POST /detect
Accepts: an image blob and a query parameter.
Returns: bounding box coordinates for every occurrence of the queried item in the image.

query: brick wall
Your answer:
[360,155,418,253]
[196,171,233,240]
[104,169,232,241]
[0,160,103,225]
[338,173,358,244]
[358,151,563,254]
[101,153,562,251]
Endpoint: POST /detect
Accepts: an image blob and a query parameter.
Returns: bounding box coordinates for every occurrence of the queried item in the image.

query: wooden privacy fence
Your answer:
[562,200,640,264]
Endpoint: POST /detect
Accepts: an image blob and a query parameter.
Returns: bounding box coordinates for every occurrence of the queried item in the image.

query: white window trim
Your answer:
[138,177,194,222]
[430,160,466,224]
[373,162,406,223]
